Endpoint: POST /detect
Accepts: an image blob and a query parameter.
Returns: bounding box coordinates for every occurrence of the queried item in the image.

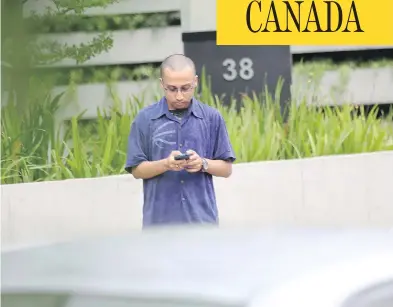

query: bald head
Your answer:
[160,54,196,78]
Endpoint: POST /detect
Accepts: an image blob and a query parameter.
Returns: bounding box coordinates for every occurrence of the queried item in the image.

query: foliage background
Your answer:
[1,1,393,185]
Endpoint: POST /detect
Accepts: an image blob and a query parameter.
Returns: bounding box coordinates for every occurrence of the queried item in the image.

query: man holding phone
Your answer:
[125,54,236,228]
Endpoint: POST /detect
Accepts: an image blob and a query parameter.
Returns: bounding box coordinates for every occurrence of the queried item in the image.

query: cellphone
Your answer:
[174,153,190,161]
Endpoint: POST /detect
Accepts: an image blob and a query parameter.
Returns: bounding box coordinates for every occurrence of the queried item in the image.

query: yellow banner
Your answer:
[216,0,393,45]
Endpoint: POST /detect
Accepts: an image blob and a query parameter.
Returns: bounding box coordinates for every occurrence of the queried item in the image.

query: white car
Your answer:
[2,226,393,307]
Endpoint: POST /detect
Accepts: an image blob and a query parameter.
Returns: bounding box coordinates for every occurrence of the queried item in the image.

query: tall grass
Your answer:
[1,77,393,184]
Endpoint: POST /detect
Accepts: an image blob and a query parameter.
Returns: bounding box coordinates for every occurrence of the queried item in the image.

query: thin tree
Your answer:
[2,0,118,111]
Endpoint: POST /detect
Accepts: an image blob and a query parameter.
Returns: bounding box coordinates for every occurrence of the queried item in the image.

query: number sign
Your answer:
[182,32,292,113]
[222,58,255,81]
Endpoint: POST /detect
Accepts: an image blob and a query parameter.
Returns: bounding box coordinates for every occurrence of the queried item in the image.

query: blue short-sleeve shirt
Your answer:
[125,97,236,227]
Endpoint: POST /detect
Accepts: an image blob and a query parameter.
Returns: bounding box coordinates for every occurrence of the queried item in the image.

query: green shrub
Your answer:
[1,76,393,184]
[32,58,393,86]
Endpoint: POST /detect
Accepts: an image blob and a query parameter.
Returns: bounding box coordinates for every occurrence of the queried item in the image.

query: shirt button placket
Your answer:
[181,184,185,202]
[178,124,183,150]
[178,124,185,203]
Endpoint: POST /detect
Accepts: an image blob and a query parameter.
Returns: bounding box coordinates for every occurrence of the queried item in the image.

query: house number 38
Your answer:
[222,57,255,81]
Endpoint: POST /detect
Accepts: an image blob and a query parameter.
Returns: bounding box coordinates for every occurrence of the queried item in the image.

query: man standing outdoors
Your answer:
[125,54,236,227]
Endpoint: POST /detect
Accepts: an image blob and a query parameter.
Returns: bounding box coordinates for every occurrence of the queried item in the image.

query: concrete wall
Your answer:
[44,67,393,121]
[2,151,393,250]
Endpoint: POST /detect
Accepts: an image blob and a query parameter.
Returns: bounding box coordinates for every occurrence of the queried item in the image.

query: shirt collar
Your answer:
[149,97,204,120]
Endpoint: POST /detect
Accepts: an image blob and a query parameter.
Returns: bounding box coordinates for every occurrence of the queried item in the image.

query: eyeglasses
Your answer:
[162,82,196,94]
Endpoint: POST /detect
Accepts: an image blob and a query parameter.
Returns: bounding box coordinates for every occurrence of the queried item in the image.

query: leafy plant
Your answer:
[2,74,392,184]
[27,12,180,33]
[2,0,117,113]
[1,89,66,183]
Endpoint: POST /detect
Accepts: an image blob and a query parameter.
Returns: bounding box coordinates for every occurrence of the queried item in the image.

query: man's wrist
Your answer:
[160,158,170,171]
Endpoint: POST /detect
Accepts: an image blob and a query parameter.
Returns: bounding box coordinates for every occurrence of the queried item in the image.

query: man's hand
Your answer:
[185,149,203,173]
[165,150,187,171]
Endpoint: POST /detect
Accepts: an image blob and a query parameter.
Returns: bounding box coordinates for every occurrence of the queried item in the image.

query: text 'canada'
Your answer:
[246,0,364,33]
